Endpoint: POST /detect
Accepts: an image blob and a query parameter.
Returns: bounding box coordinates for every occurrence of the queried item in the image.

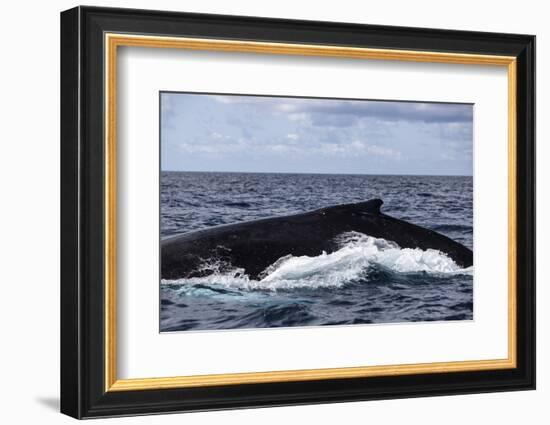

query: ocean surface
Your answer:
[160,172,473,332]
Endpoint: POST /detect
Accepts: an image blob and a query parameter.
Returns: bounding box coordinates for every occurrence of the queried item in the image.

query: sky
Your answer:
[160,92,473,176]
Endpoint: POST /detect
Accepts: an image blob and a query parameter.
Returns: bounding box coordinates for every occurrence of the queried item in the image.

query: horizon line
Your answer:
[161,169,473,177]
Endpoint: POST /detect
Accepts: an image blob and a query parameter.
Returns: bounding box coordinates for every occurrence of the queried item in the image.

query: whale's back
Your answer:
[161,199,472,279]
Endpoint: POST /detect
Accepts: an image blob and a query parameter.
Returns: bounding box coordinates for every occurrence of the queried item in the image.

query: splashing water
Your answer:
[162,232,472,294]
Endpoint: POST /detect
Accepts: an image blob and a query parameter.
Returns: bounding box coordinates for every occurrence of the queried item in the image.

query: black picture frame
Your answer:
[60,5,535,419]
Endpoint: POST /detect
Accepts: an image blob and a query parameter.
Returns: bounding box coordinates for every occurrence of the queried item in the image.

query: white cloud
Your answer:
[315,140,401,159]
[276,103,299,112]
[365,144,402,159]
[287,113,309,123]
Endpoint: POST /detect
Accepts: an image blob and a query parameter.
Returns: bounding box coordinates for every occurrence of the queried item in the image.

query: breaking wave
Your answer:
[161,232,472,292]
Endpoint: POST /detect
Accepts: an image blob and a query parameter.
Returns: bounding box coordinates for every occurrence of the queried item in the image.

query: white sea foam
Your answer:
[161,232,472,291]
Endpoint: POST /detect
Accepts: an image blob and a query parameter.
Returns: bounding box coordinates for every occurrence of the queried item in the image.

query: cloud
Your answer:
[317,140,401,159]
[179,135,401,161]
[211,95,472,125]
[162,92,472,175]
[310,113,358,127]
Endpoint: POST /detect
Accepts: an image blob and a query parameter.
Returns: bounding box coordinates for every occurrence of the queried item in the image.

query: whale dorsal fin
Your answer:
[320,199,383,215]
[354,198,383,214]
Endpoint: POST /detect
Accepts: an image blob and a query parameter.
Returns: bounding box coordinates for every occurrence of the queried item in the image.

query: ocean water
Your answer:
[160,172,473,332]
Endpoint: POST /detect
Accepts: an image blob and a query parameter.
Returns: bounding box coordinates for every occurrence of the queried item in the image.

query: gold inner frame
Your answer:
[104,33,517,392]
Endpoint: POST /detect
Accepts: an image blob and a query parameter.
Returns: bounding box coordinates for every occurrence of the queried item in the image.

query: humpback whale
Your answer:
[161,199,472,280]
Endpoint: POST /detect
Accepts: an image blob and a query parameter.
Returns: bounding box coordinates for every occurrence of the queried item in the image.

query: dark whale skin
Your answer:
[161,199,473,280]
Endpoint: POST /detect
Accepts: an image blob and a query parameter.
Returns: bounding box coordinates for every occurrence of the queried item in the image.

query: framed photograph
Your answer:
[60,6,535,419]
